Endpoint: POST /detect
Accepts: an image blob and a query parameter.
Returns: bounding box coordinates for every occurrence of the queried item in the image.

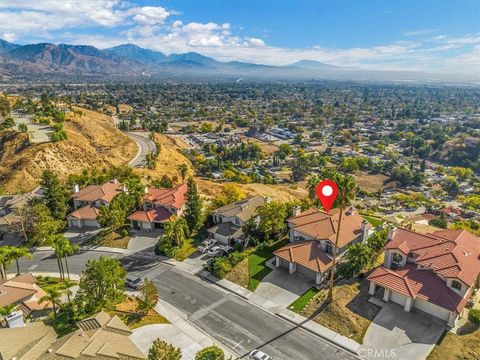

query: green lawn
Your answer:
[247,238,289,291]
[362,215,383,228]
[36,276,78,292]
[288,287,320,313]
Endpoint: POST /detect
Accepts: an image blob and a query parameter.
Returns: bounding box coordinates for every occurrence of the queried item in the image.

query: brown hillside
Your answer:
[139,133,307,202]
[0,108,136,193]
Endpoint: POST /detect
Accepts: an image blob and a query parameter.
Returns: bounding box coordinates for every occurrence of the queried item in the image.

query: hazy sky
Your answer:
[1,0,479,73]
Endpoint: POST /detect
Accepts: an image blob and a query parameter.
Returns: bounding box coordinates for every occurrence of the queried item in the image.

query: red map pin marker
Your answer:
[316,179,339,213]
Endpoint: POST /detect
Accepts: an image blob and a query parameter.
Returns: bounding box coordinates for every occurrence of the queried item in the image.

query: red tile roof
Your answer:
[68,204,101,220]
[274,240,337,273]
[369,263,470,313]
[72,180,123,203]
[145,183,187,210]
[128,207,173,223]
[385,228,480,286]
[288,207,369,248]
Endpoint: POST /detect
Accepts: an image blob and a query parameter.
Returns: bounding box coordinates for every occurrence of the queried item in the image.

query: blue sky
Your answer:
[0,0,479,73]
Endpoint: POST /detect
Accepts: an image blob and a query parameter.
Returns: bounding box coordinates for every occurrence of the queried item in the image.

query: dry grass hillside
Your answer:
[141,133,308,201]
[0,107,136,193]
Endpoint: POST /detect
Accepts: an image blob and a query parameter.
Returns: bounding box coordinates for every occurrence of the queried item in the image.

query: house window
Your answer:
[451,280,462,291]
[391,253,403,269]
[325,243,333,255]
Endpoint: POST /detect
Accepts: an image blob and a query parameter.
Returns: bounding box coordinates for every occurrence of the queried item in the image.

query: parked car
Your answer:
[249,349,272,360]
[219,245,234,254]
[197,239,217,253]
[125,275,144,290]
[207,246,224,257]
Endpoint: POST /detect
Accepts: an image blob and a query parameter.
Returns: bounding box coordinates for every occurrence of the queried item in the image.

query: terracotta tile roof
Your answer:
[0,273,53,311]
[145,183,187,210]
[288,207,369,248]
[72,180,123,203]
[368,263,470,313]
[274,240,336,273]
[128,207,173,223]
[385,228,480,286]
[68,204,101,220]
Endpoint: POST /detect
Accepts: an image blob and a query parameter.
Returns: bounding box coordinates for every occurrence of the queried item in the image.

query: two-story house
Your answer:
[367,228,480,327]
[274,206,370,285]
[67,179,124,229]
[208,195,267,245]
[128,183,187,230]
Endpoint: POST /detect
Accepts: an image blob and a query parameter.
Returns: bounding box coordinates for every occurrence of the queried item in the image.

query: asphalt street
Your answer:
[126,132,157,168]
[14,247,357,360]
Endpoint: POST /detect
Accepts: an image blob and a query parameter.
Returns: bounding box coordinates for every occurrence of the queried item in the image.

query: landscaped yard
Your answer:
[301,280,381,343]
[427,323,480,360]
[288,287,320,313]
[224,237,290,291]
[110,296,169,329]
[83,230,131,249]
[36,276,78,292]
[247,238,289,291]
[362,215,383,227]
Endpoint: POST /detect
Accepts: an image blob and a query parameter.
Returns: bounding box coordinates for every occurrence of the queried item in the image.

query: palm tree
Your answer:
[62,278,76,303]
[0,246,14,280]
[327,174,357,302]
[178,164,188,183]
[39,288,62,318]
[307,174,321,201]
[62,241,80,280]
[11,247,32,275]
[50,234,68,281]
[163,217,190,247]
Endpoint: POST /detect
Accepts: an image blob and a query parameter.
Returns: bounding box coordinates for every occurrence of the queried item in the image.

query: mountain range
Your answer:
[0,39,476,83]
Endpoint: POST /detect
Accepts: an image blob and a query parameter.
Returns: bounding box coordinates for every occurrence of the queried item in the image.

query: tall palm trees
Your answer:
[50,235,79,281]
[327,173,357,302]
[0,246,31,279]
[163,217,190,247]
[39,288,62,318]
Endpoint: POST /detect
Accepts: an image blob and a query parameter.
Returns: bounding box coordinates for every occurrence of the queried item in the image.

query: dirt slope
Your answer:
[0,107,136,193]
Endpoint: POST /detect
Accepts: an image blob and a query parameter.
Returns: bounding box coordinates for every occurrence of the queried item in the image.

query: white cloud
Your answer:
[132,6,169,25]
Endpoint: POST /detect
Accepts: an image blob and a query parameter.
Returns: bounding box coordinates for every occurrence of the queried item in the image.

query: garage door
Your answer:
[390,290,407,306]
[84,220,100,228]
[414,299,450,321]
[297,264,317,281]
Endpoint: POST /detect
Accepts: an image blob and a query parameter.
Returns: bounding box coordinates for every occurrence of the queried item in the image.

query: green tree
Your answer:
[137,278,158,314]
[184,177,204,232]
[10,246,32,275]
[50,234,69,281]
[443,176,459,196]
[39,288,62,318]
[17,200,63,246]
[327,173,356,302]
[256,201,289,240]
[195,345,225,360]
[0,246,14,279]
[162,217,190,248]
[75,256,126,313]
[41,169,68,220]
[337,243,374,278]
[148,339,182,360]
[62,278,76,303]
[0,304,17,316]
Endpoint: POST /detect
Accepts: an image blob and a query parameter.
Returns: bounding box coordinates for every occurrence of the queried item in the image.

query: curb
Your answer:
[275,312,361,358]
[196,270,361,358]
[32,246,130,255]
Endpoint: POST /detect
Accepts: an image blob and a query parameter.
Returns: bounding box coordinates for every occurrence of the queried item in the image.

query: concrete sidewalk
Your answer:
[130,298,234,360]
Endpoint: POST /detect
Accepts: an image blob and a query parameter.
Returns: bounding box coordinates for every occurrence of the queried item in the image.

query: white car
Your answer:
[249,349,272,360]
[197,239,217,253]
[219,245,234,254]
[207,246,223,257]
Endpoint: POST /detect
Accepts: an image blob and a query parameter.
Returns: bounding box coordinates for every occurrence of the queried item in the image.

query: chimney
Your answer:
[346,206,355,216]
[144,186,149,194]
[72,184,80,194]
[112,178,118,184]
[292,205,301,217]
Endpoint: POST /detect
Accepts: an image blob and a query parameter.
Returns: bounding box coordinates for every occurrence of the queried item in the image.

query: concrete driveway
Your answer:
[255,267,313,308]
[361,302,446,360]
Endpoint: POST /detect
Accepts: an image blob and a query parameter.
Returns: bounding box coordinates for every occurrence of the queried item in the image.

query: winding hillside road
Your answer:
[126,132,157,168]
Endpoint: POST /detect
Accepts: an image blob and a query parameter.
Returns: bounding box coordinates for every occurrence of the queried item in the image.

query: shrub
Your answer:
[195,344,225,360]
[227,251,248,267]
[469,309,480,324]
[210,257,233,278]
[429,218,448,229]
